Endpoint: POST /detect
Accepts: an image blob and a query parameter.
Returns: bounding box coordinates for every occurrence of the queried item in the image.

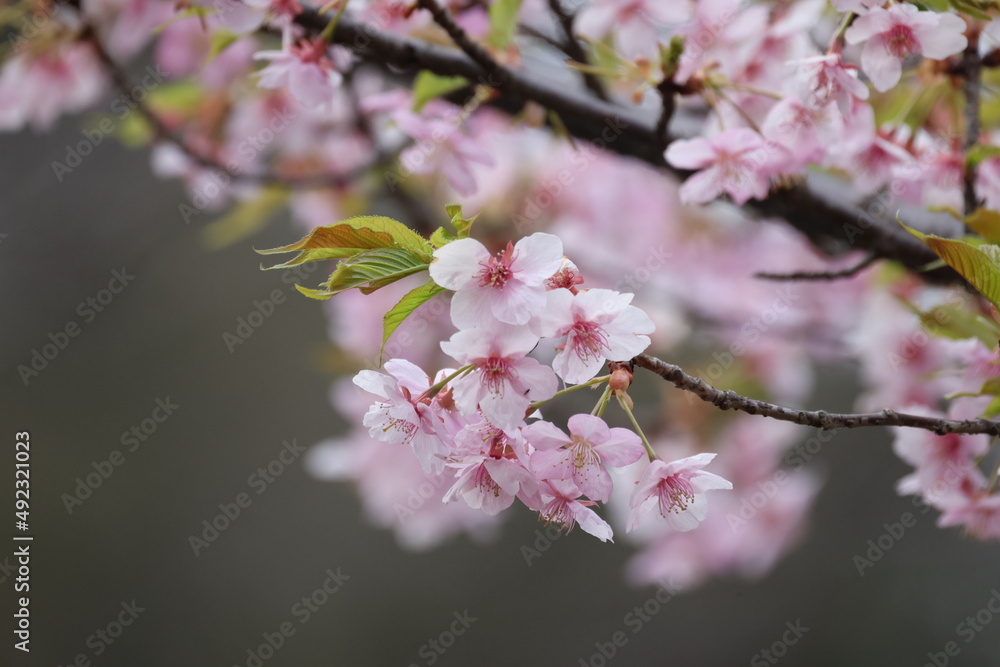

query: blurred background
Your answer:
[3,116,1000,667]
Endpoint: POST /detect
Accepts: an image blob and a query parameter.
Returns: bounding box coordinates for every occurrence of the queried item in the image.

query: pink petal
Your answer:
[430,238,490,290]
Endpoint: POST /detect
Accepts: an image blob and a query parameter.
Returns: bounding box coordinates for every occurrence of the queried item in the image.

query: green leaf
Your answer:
[487,0,523,49]
[296,248,430,299]
[918,0,950,10]
[412,72,468,111]
[980,376,1000,396]
[903,223,1000,306]
[965,208,1000,243]
[429,227,456,248]
[206,29,239,63]
[201,188,286,250]
[257,216,433,269]
[950,0,994,20]
[983,395,1000,418]
[910,302,1000,346]
[966,144,1000,169]
[444,203,478,239]
[381,280,446,361]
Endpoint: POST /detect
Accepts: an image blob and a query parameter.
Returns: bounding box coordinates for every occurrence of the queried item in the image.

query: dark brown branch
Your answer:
[545,0,609,101]
[632,354,1000,437]
[961,36,983,215]
[754,253,878,282]
[288,9,965,286]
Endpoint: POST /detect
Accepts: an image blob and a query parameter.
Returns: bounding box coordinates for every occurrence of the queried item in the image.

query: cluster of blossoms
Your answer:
[8,0,1000,588]
[352,232,731,541]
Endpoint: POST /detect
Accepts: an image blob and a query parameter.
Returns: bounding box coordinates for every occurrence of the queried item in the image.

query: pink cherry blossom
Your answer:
[628,453,733,532]
[0,42,107,132]
[394,101,496,196]
[537,288,654,384]
[443,422,538,515]
[937,482,1000,540]
[575,0,691,59]
[665,128,774,205]
[429,233,564,328]
[793,53,869,113]
[844,5,967,93]
[534,479,614,542]
[353,359,449,474]
[525,413,644,503]
[440,324,558,431]
[255,35,343,108]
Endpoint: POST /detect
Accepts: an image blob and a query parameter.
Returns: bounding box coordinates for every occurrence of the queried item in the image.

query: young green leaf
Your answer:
[257,216,433,269]
[294,247,430,300]
[903,223,1000,307]
[965,208,1000,243]
[412,72,468,111]
[381,279,446,361]
[487,0,524,49]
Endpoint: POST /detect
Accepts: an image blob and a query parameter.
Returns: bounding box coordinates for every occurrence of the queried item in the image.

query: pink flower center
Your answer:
[290,38,333,68]
[473,464,502,498]
[480,356,515,395]
[540,498,573,529]
[657,475,695,516]
[477,242,517,289]
[884,24,920,58]
[569,318,609,361]
[569,437,599,470]
[270,0,304,17]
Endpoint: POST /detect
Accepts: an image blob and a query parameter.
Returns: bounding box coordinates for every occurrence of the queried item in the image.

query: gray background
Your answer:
[2,114,999,667]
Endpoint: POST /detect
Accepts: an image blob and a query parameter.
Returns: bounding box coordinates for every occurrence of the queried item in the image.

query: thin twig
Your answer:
[545,0,609,101]
[754,253,879,282]
[83,24,372,190]
[633,354,1000,437]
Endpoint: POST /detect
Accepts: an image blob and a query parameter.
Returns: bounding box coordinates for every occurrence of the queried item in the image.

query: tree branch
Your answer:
[545,0,609,101]
[289,9,966,287]
[961,35,983,215]
[82,23,372,189]
[632,354,1000,437]
[754,253,878,282]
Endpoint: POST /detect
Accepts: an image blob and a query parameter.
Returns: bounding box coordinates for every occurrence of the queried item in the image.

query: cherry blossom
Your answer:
[537,288,655,385]
[844,4,967,93]
[525,414,644,503]
[443,419,539,515]
[439,324,558,432]
[628,453,733,532]
[429,232,564,328]
[534,479,614,542]
[665,129,775,205]
[255,35,344,108]
[353,359,449,473]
